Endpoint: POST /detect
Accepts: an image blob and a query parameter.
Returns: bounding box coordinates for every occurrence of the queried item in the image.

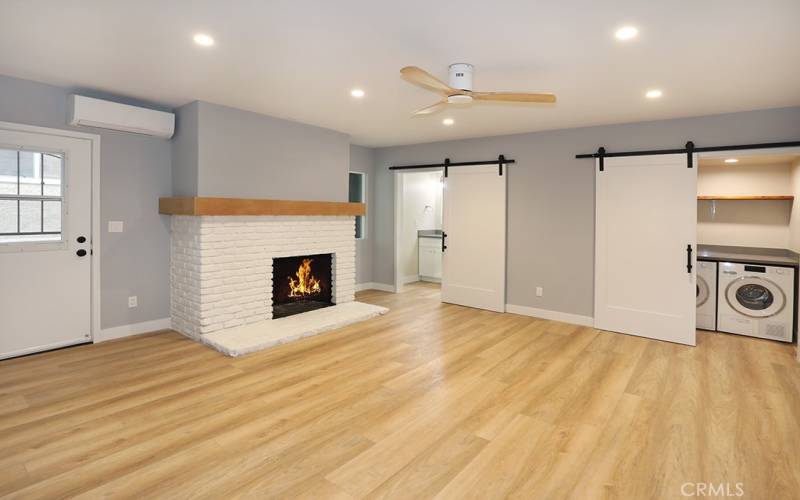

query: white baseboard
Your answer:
[402,275,420,285]
[355,282,396,293]
[505,304,594,327]
[419,276,441,283]
[96,317,172,342]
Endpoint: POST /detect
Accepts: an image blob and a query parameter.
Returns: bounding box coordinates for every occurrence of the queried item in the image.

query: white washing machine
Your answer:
[717,262,794,342]
[696,260,717,331]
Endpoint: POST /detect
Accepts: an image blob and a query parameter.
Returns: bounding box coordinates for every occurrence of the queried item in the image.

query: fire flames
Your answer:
[288,258,322,298]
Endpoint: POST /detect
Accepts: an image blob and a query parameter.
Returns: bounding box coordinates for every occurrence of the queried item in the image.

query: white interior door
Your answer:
[441,165,506,312]
[595,154,697,346]
[0,128,93,359]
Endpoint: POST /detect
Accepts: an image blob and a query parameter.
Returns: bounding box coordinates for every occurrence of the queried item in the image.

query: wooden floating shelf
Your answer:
[159,197,366,216]
[697,195,794,201]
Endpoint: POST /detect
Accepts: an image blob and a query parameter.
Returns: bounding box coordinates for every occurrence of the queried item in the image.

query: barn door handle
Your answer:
[686,244,693,274]
[442,232,447,252]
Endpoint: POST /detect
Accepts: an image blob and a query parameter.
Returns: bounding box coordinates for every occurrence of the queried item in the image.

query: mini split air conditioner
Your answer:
[68,95,175,138]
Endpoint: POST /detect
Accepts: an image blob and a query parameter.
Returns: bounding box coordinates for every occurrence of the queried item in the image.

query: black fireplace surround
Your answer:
[272,253,333,319]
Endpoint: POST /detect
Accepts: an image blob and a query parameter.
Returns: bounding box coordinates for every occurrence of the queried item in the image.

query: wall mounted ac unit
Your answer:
[68,95,175,139]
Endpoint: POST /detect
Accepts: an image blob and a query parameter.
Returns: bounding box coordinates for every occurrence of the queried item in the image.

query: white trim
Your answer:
[698,146,800,160]
[0,338,89,361]
[505,304,594,327]
[403,274,420,284]
[0,120,101,343]
[419,276,442,283]
[355,282,396,293]
[96,317,171,342]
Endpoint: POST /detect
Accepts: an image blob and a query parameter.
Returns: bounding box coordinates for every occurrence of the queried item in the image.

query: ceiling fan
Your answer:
[400,63,556,116]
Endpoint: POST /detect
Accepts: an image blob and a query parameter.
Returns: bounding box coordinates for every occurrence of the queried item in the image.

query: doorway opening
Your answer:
[393,170,444,295]
[696,147,800,346]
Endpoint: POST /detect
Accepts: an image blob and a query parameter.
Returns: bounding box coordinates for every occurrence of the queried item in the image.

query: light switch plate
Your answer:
[536,287,544,297]
[128,296,138,308]
[108,221,124,233]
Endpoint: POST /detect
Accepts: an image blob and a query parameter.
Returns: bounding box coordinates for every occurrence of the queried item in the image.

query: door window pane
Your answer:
[0,150,16,195]
[0,200,16,233]
[43,200,62,232]
[43,153,62,196]
[19,152,42,196]
[19,200,42,233]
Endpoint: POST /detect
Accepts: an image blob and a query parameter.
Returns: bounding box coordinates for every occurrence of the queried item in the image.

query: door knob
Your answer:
[77,236,86,243]
[76,249,87,257]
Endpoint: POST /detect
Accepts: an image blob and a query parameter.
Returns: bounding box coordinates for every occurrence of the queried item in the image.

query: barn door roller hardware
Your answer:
[578,140,800,171]
[389,155,516,178]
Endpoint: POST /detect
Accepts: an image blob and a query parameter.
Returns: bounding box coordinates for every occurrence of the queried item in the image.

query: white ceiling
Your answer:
[0,0,798,147]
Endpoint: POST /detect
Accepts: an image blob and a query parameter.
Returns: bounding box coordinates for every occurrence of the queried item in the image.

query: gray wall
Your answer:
[172,101,351,202]
[373,106,800,317]
[0,74,172,329]
[171,102,199,197]
[350,145,376,284]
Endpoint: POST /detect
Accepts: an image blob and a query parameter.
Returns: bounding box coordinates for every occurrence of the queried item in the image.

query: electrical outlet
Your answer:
[536,287,543,297]
[128,296,138,308]
[108,221,124,233]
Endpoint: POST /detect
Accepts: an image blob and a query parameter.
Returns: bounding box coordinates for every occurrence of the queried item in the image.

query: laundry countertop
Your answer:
[418,229,443,239]
[697,244,800,267]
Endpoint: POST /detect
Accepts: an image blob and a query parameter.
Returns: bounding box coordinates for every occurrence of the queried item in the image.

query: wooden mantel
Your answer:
[159,197,366,216]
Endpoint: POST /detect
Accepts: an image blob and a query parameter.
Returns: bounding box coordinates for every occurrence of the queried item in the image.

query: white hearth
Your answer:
[170,215,357,339]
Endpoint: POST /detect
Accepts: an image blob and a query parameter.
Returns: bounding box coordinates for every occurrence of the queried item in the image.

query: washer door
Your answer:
[725,276,786,318]
[696,276,709,307]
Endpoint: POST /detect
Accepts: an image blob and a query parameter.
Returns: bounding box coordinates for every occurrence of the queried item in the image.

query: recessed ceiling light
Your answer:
[724,158,739,164]
[193,33,215,47]
[350,89,365,98]
[645,89,663,99]
[615,26,638,41]
[442,118,454,126]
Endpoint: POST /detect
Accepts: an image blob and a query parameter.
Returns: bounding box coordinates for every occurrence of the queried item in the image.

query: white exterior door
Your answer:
[441,165,506,312]
[594,154,697,346]
[0,128,93,359]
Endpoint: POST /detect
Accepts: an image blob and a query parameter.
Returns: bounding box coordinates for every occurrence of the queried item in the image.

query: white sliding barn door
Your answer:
[441,165,506,312]
[594,154,697,346]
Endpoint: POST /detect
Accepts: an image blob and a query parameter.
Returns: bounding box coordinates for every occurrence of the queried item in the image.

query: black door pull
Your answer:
[77,236,86,243]
[76,249,87,257]
[442,232,447,252]
[686,244,693,274]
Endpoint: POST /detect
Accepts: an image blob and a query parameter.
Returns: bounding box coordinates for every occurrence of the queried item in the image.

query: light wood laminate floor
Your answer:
[1,282,799,499]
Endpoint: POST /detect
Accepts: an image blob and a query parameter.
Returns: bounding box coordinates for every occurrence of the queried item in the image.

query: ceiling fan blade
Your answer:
[471,92,557,103]
[401,66,454,95]
[412,100,448,116]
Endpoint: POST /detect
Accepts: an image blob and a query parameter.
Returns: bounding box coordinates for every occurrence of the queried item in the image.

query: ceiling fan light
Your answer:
[447,94,473,104]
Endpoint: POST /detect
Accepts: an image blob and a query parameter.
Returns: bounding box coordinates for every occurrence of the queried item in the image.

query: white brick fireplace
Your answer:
[170,215,356,338]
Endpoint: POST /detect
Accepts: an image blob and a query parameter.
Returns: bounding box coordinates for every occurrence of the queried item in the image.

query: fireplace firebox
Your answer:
[272,253,333,319]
